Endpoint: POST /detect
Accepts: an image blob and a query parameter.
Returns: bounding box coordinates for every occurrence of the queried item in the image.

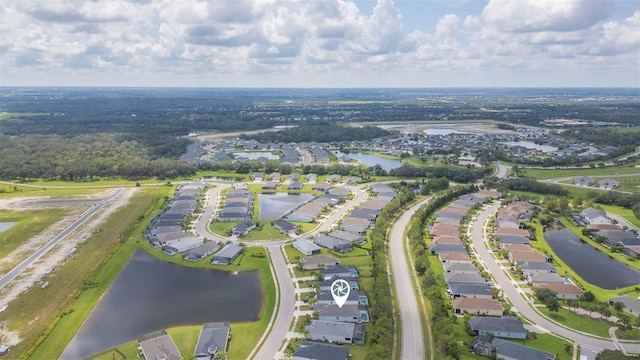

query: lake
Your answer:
[499,141,558,153]
[60,250,263,359]
[259,193,313,220]
[334,151,403,172]
[544,229,640,289]
[0,222,17,233]
[233,151,279,160]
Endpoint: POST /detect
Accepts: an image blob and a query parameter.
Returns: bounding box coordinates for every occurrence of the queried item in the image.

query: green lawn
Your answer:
[517,333,574,360]
[616,327,640,340]
[0,184,108,198]
[538,307,613,338]
[209,220,236,236]
[241,222,287,240]
[294,221,318,234]
[521,158,640,180]
[599,204,640,229]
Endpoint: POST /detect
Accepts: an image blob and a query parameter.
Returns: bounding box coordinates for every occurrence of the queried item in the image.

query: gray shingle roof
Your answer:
[469,316,526,334]
[293,341,349,360]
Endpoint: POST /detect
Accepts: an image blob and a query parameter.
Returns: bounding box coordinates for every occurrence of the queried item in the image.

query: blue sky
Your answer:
[1,0,638,87]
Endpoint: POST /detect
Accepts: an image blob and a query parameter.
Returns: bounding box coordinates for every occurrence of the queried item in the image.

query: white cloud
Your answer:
[0,0,637,86]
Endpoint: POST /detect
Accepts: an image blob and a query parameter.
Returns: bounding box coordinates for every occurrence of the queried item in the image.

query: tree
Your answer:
[545,296,560,313]
[613,301,626,313]
[581,291,596,303]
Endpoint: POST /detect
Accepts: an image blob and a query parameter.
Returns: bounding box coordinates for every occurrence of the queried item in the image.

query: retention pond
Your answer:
[60,249,263,359]
[544,228,640,289]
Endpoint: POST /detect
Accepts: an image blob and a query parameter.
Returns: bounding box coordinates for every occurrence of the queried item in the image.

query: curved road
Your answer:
[470,203,640,359]
[0,188,124,290]
[389,198,429,360]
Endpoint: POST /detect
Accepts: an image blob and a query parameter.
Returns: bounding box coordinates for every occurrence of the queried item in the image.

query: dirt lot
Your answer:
[0,188,136,345]
[377,122,516,135]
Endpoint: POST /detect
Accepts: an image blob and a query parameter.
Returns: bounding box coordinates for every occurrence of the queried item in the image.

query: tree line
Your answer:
[240,121,390,143]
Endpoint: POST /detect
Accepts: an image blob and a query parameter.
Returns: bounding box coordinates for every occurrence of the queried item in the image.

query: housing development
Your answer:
[0,87,638,360]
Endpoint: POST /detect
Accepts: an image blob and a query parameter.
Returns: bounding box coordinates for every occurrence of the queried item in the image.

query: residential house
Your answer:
[598,179,620,189]
[492,338,556,360]
[582,207,611,225]
[317,278,359,292]
[183,241,221,261]
[270,172,281,182]
[444,262,479,274]
[231,221,257,236]
[433,236,462,244]
[527,272,564,285]
[194,322,230,360]
[321,265,359,280]
[448,283,493,299]
[162,237,204,256]
[497,235,530,245]
[429,243,467,255]
[537,283,584,300]
[574,176,595,186]
[293,239,322,256]
[520,261,557,275]
[452,298,503,316]
[312,182,332,192]
[262,182,279,191]
[300,255,340,270]
[211,243,244,265]
[468,316,527,339]
[314,234,352,253]
[288,181,303,191]
[293,341,349,360]
[139,331,182,360]
[495,228,530,237]
[314,303,370,323]
[445,272,486,286]
[329,230,366,245]
[305,320,365,345]
[609,296,640,315]
[509,251,548,265]
[439,253,473,264]
[272,220,299,234]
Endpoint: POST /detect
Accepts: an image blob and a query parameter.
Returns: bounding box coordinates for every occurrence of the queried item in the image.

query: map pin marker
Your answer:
[331,279,350,308]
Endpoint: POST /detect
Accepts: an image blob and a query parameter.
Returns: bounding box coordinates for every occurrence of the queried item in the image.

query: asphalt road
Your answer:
[0,188,124,290]
[470,203,640,359]
[251,244,295,360]
[389,198,428,360]
[194,184,231,242]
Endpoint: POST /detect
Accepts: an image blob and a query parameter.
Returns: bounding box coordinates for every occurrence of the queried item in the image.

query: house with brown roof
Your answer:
[431,223,460,231]
[430,228,460,237]
[501,243,532,252]
[508,251,548,265]
[495,228,530,238]
[439,253,473,264]
[433,236,462,244]
[537,283,584,299]
[477,189,502,199]
[452,298,503,316]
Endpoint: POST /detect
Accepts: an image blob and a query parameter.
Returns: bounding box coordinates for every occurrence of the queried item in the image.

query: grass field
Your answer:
[599,204,640,229]
[521,158,640,180]
[616,327,640,340]
[11,187,170,359]
[538,307,613,338]
[0,184,108,198]
[519,333,574,360]
[0,209,68,269]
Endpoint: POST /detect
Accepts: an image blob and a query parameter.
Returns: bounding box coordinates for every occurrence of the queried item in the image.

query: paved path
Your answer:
[194,183,231,242]
[0,188,124,290]
[470,203,640,359]
[389,198,430,360]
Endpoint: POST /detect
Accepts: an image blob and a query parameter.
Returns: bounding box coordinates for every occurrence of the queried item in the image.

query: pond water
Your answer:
[60,250,263,359]
[259,193,313,220]
[334,151,403,172]
[233,151,279,160]
[499,141,558,153]
[544,229,640,289]
[0,222,17,233]
[423,128,471,136]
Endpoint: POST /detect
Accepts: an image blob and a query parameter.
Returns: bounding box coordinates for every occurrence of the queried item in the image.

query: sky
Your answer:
[1,0,639,87]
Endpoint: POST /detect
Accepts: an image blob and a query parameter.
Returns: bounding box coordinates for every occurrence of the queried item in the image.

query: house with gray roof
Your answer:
[317,290,368,307]
[492,338,556,360]
[429,243,467,255]
[314,303,370,323]
[448,283,493,299]
[581,207,611,225]
[598,179,620,189]
[342,224,368,236]
[305,320,365,345]
[321,265,358,280]
[527,272,564,285]
[444,262,479,274]
[231,221,257,236]
[293,239,322,256]
[469,316,527,339]
[293,341,349,360]
[498,235,530,245]
[139,331,182,360]
[162,237,204,256]
[211,243,243,265]
[300,255,340,270]
[317,278,359,292]
[609,296,640,315]
[314,234,352,253]
[574,176,595,186]
[520,261,557,275]
[194,322,230,360]
[329,230,366,245]
[445,272,485,286]
[183,241,220,261]
[272,220,298,234]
